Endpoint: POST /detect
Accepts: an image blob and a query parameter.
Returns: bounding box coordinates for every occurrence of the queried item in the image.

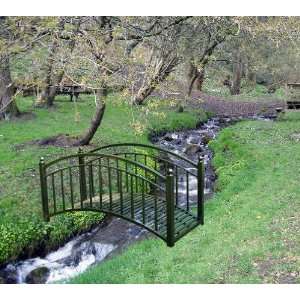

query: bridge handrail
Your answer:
[89,142,198,168]
[43,152,166,181]
[46,162,166,193]
[104,151,198,177]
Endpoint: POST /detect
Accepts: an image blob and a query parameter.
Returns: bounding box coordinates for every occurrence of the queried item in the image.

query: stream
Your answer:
[0,116,272,284]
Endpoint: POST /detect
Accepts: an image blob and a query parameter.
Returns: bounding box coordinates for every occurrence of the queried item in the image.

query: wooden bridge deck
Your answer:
[76,193,199,241]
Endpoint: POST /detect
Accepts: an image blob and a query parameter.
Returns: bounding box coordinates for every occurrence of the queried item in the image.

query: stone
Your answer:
[25,266,50,284]
[201,133,213,145]
[0,265,18,284]
[184,144,202,155]
[188,136,201,145]
[163,133,175,142]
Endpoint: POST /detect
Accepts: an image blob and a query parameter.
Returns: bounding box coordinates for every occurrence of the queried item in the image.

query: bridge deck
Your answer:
[76,193,199,241]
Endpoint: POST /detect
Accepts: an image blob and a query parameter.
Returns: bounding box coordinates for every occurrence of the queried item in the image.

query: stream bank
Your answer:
[0,115,273,284]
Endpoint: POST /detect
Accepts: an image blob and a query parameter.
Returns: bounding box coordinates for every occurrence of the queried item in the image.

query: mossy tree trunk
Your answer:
[0,55,20,120]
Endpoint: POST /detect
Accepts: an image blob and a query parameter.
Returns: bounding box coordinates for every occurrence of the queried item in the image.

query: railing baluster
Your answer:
[69,167,74,210]
[175,166,178,206]
[98,159,103,209]
[39,157,49,221]
[116,159,120,192]
[125,153,129,193]
[88,163,93,208]
[60,170,65,211]
[107,158,112,210]
[78,148,87,205]
[166,168,175,247]
[134,153,138,192]
[141,179,145,224]
[197,158,205,224]
[144,155,148,192]
[186,172,189,211]
[119,170,123,214]
[51,173,56,214]
[154,189,158,231]
[130,175,134,219]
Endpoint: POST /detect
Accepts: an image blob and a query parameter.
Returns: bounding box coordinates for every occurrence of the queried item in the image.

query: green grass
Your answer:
[70,112,300,283]
[202,76,285,101]
[0,94,205,265]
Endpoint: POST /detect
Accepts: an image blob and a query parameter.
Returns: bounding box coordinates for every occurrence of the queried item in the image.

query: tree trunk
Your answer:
[36,18,66,107]
[187,56,209,96]
[0,55,20,120]
[36,39,59,107]
[133,55,178,105]
[134,85,155,105]
[187,63,205,96]
[195,68,205,91]
[73,88,107,146]
[230,49,242,95]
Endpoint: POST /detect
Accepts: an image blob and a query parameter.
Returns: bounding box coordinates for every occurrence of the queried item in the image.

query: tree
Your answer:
[181,17,238,96]
[217,17,300,95]
[0,53,19,120]
[0,16,53,120]
[130,17,190,105]
[67,17,190,144]
[0,17,20,120]
[36,17,82,107]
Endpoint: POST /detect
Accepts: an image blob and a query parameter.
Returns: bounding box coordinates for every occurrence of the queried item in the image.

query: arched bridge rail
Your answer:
[39,144,205,247]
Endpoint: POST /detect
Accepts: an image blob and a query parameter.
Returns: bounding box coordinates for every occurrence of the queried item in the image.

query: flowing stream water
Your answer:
[0,116,272,284]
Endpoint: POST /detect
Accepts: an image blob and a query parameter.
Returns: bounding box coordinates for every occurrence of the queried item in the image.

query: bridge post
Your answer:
[39,157,50,222]
[166,168,175,247]
[78,148,87,203]
[197,157,205,225]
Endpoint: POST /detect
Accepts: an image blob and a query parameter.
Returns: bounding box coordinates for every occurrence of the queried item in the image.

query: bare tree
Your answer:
[36,17,82,107]
[131,17,189,105]
[181,17,238,96]
[70,16,190,144]
[0,17,19,119]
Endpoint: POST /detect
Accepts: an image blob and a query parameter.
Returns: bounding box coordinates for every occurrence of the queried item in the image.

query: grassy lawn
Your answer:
[0,94,205,266]
[70,112,300,283]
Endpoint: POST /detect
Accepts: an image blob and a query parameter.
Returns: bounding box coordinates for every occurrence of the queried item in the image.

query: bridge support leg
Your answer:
[78,148,87,204]
[39,157,50,222]
[197,157,205,225]
[166,168,175,247]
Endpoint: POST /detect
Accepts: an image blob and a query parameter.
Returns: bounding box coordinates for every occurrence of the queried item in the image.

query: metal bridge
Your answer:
[39,143,205,247]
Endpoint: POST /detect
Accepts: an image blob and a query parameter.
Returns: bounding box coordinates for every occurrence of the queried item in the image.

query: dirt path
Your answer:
[189,91,284,117]
[151,88,285,118]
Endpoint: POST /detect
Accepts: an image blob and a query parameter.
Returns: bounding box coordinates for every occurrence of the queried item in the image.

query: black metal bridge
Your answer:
[39,143,205,247]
